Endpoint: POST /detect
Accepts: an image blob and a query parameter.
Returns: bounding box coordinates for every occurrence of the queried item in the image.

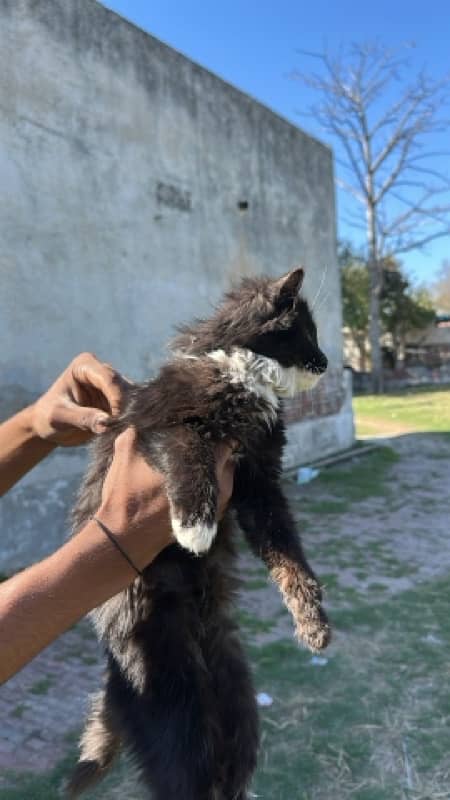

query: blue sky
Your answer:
[103,0,449,286]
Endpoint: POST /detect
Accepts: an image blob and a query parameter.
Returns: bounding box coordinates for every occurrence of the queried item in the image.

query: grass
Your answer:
[248,575,450,799]
[0,749,134,800]
[29,677,54,696]
[237,609,275,635]
[297,445,399,516]
[9,705,27,720]
[246,576,269,591]
[317,446,399,500]
[2,433,449,799]
[354,385,450,437]
[7,572,449,800]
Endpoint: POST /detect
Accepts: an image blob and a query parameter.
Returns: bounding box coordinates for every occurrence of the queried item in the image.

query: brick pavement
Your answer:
[0,619,103,780]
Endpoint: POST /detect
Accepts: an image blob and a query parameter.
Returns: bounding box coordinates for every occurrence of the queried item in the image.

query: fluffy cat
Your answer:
[68,267,330,800]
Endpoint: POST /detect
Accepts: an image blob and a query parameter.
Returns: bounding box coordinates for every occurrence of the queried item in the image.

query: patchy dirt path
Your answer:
[1,432,449,798]
[0,621,102,779]
[237,432,450,647]
[305,433,450,597]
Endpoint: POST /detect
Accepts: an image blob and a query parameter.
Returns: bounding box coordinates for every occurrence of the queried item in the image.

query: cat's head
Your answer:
[172,268,328,386]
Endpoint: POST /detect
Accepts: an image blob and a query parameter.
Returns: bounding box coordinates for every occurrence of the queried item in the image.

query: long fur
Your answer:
[67,267,330,799]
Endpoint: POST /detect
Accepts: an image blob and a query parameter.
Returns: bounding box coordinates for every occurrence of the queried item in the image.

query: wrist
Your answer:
[26,402,57,449]
[95,501,172,572]
[62,519,139,605]
[95,500,130,539]
[7,402,55,459]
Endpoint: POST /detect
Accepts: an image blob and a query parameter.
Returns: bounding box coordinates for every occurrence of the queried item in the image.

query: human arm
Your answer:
[0,429,234,684]
[0,352,125,496]
[0,407,56,497]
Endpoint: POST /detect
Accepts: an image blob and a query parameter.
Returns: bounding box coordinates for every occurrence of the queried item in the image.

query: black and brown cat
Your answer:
[68,267,330,800]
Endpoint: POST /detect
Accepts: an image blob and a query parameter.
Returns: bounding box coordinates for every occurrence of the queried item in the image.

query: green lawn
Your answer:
[249,574,450,800]
[353,385,450,437]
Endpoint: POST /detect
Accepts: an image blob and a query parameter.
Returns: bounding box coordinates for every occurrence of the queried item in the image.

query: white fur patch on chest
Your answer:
[205,348,322,410]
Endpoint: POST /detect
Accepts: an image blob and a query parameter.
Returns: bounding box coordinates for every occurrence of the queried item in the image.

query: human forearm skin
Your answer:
[0,426,232,685]
[0,519,164,685]
[0,406,55,497]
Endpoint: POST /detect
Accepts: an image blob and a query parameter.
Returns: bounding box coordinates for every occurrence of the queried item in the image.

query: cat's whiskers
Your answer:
[314,288,330,316]
[311,263,329,311]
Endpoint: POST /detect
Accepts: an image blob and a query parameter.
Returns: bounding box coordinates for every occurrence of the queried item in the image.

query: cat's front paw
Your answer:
[296,606,331,652]
[272,565,331,651]
[171,515,217,555]
[295,577,331,651]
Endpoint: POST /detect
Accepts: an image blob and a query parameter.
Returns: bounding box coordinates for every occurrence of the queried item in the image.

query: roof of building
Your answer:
[406,321,450,347]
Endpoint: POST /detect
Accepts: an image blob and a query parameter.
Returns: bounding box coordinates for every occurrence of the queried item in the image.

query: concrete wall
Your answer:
[284,370,354,468]
[0,0,352,571]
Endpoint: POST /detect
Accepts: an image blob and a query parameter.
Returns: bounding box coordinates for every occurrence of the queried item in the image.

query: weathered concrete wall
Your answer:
[0,0,352,571]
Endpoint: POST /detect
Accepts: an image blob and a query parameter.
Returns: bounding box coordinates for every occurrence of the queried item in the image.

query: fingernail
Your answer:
[93,414,109,433]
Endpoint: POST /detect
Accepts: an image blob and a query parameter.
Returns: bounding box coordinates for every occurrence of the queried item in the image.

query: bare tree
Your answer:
[293,43,450,391]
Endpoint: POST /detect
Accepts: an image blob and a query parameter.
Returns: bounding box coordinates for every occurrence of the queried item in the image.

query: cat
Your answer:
[67,267,330,800]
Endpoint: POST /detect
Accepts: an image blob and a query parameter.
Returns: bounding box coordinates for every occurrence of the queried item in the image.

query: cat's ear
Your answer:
[270,267,304,311]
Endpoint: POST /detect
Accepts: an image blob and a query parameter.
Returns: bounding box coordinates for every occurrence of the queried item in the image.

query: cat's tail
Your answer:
[66,691,121,797]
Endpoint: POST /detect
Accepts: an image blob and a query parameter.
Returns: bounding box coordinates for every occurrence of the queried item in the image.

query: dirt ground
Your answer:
[1,430,450,799]
[241,432,450,640]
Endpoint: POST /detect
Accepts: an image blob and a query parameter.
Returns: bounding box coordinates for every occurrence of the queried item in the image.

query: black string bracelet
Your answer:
[91,516,143,578]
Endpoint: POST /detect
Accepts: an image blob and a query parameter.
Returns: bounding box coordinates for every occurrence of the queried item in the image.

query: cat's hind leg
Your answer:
[106,634,222,800]
[207,621,259,799]
[67,687,121,797]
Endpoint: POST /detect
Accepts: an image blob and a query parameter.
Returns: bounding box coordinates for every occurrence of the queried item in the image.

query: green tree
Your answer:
[339,245,370,370]
[381,270,435,366]
[340,243,435,369]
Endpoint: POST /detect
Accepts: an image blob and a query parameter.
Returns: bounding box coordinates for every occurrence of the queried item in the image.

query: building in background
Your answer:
[405,314,450,376]
[0,0,353,571]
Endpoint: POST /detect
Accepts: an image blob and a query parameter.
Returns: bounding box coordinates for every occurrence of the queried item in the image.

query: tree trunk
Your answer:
[367,201,384,393]
[391,331,401,369]
[368,262,383,391]
[398,332,406,367]
[356,335,367,372]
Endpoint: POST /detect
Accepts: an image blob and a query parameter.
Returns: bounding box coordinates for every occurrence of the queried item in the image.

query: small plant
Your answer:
[30,677,54,696]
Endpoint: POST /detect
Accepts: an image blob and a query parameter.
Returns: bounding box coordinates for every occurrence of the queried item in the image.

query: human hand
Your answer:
[97,428,235,570]
[31,353,130,447]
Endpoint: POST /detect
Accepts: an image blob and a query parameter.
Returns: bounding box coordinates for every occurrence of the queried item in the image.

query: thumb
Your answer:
[215,442,236,474]
[59,402,110,434]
